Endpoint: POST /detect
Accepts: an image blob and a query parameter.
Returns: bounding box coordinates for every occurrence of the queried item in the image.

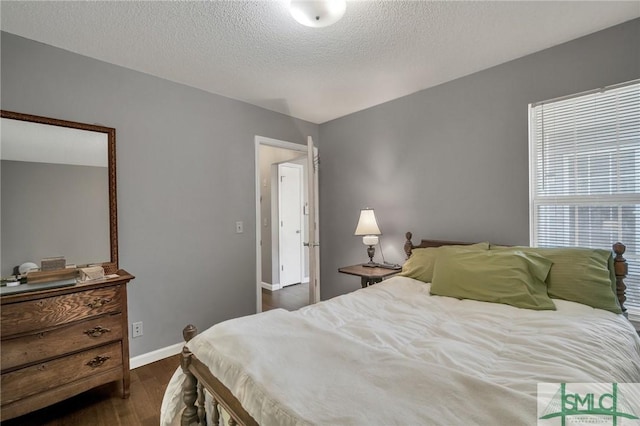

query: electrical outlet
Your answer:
[132,321,143,338]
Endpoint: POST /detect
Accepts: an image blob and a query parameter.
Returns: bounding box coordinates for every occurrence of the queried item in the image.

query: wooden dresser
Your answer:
[0,270,134,421]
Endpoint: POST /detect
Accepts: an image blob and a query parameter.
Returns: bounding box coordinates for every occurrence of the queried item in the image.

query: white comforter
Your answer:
[161,276,640,425]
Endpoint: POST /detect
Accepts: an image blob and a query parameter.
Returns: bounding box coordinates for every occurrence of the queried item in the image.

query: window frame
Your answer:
[528,80,640,319]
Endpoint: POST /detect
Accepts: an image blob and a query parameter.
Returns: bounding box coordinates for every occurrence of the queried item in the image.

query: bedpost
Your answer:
[181,324,200,426]
[404,232,414,259]
[613,243,628,316]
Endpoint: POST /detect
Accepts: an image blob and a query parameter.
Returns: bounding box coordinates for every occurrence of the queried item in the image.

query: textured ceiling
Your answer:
[1,1,638,124]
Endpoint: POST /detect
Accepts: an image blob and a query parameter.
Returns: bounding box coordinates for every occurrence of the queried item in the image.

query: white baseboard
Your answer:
[130,341,183,370]
[261,281,282,291]
[263,279,309,291]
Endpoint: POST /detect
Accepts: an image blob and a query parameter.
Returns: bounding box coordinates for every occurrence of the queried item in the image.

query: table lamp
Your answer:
[354,208,381,266]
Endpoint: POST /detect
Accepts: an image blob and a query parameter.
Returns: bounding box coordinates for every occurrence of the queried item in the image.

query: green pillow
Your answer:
[490,246,621,314]
[401,242,489,283]
[430,250,556,310]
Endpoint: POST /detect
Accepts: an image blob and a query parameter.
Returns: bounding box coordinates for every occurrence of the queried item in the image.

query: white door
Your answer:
[278,163,303,287]
[306,136,320,304]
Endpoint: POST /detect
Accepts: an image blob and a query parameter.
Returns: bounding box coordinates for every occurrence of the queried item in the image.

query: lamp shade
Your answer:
[354,209,381,236]
[289,0,346,28]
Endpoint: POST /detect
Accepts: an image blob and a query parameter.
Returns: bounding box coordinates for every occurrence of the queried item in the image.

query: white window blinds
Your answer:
[529,80,640,317]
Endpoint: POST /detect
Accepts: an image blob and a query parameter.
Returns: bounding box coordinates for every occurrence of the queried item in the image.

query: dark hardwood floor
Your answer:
[262,282,309,311]
[3,286,307,425]
[2,354,180,426]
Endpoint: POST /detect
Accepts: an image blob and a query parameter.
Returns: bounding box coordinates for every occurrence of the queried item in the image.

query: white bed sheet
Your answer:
[161,276,640,425]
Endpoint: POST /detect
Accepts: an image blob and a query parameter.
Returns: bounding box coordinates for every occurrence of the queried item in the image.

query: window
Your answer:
[529,80,640,318]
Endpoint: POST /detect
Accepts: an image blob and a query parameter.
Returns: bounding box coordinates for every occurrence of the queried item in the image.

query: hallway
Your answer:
[262,282,310,311]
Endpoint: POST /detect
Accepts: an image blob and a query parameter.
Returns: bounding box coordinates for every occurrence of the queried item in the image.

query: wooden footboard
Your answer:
[403,231,629,314]
[180,325,258,426]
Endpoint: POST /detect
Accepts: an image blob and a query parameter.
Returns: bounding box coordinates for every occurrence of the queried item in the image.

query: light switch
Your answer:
[236,221,244,233]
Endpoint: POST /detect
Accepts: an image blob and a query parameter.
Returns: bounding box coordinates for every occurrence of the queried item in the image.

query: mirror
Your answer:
[0,110,117,276]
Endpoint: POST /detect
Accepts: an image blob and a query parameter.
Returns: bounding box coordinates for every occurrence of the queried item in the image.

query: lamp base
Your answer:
[362,244,376,267]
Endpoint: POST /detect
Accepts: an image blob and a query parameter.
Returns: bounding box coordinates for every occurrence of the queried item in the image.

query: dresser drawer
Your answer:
[1,285,122,337]
[1,341,123,405]
[1,313,123,372]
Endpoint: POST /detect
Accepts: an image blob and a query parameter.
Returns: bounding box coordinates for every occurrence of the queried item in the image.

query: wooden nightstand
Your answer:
[338,264,401,288]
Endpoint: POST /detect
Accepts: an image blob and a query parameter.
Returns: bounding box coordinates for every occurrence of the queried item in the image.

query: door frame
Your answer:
[255,135,318,313]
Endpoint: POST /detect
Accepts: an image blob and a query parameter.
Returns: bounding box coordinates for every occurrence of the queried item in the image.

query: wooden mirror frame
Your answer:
[1,110,118,272]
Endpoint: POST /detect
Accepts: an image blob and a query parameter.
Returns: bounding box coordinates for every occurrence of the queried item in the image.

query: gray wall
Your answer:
[1,160,110,276]
[318,18,640,299]
[0,32,319,356]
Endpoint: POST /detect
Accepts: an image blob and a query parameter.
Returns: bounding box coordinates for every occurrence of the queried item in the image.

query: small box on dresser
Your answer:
[0,270,134,422]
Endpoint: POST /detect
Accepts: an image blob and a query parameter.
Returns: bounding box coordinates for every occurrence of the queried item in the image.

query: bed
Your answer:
[161,233,640,426]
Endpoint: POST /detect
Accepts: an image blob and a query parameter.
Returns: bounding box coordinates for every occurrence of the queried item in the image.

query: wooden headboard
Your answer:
[403,231,476,257]
[403,231,630,316]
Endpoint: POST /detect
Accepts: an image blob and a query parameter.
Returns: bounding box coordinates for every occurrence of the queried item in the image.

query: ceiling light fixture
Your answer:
[289,0,346,28]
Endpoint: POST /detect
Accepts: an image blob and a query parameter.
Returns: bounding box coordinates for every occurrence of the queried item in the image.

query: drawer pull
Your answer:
[86,355,110,368]
[84,326,111,337]
[86,298,112,309]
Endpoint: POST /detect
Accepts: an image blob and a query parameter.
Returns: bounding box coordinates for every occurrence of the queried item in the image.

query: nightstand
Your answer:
[338,264,401,288]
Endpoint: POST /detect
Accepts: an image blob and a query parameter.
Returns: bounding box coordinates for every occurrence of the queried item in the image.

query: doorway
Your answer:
[255,136,319,313]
